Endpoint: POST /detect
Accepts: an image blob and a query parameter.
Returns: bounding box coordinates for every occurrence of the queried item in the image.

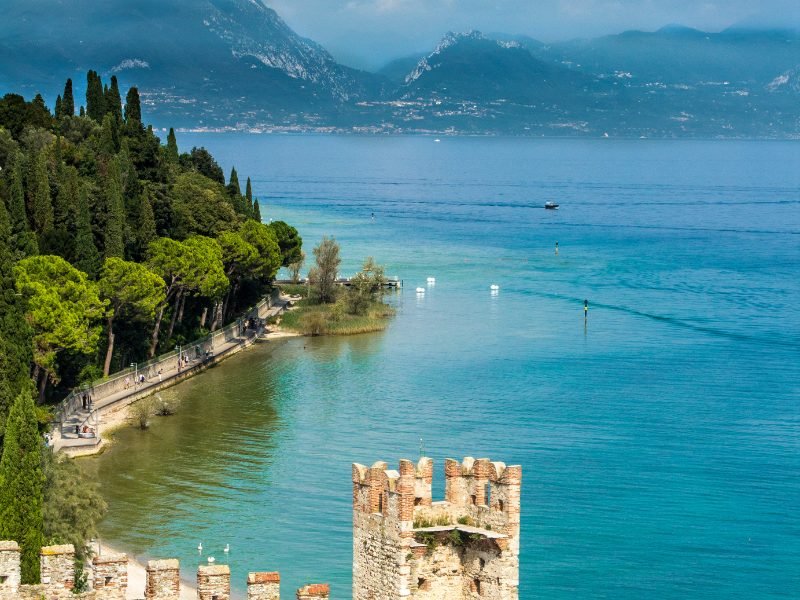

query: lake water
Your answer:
[82,136,800,598]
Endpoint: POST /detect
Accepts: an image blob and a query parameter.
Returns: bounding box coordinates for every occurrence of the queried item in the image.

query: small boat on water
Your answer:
[544,202,559,210]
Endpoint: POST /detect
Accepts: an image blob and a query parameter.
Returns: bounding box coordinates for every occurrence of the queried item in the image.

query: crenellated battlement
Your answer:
[353,456,522,599]
[1,453,521,600]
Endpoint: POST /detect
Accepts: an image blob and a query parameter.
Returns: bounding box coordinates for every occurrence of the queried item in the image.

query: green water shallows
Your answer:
[83,136,800,599]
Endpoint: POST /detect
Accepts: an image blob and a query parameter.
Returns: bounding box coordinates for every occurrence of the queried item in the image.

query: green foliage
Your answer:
[124,87,142,127]
[29,148,54,237]
[239,220,282,281]
[166,128,179,162]
[182,236,229,300]
[85,70,105,122]
[172,171,237,239]
[309,236,341,304]
[105,76,123,123]
[0,198,33,435]
[61,79,75,119]
[0,389,45,583]
[6,152,38,257]
[184,147,224,184]
[99,258,166,375]
[269,220,303,267]
[14,255,106,389]
[253,198,262,222]
[345,257,387,316]
[100,155,125,259]
[42,449,107,561]
[73,186,100,278]
[287,250,305,283]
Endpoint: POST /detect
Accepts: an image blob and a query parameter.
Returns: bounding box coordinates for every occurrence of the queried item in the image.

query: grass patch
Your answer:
[279,300,395,336]
[278,283,310,298]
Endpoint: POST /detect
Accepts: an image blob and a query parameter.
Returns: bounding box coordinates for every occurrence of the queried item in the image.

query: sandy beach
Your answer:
[100,542,197,600]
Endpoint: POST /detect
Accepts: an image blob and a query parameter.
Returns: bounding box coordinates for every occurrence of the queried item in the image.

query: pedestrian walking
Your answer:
[158,368,163,382]
[124,376,131,389]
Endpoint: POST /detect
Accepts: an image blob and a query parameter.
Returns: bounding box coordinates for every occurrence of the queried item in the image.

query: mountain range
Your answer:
[1,0,798,137]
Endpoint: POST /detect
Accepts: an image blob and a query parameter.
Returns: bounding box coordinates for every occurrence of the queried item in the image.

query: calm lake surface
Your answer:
[82,136,800,599]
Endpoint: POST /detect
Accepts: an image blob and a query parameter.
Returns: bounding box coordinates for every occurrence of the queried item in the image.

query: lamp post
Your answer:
[131,362,138,388]
[175,344,182,373]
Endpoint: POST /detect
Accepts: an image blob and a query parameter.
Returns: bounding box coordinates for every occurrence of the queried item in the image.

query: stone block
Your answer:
[145,559,180,599]
[247,572,280,600]
[296,583,330,599]
[197,564,230,600]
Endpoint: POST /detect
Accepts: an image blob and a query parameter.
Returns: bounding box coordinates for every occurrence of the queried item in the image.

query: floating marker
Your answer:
[490,284,500,291]
[416,287,426,294]
[427,277,436,284]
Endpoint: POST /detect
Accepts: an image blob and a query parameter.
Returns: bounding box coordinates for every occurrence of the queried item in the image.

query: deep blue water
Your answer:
[88,136,800,598]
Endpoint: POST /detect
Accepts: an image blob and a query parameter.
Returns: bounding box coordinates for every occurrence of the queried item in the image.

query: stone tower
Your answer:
[352,456,521,600]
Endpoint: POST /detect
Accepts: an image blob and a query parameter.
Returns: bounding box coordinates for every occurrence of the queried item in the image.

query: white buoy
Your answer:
[427,277,436,284]
[416,287,425,294]
[207,557,215,564]
[224,544,230,554]
[490,284,500,291]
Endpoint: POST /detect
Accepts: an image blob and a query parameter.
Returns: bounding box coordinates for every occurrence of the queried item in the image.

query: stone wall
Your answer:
[197,564,230,600]
[296,583,330,599]
[93,552,128,599]
[145,559,181,599]
[352,456,521,600]
[247,572,280,600]
[0,541,20,594]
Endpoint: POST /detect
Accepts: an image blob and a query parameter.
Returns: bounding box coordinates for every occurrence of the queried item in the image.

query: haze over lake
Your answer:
[84,135,800,598]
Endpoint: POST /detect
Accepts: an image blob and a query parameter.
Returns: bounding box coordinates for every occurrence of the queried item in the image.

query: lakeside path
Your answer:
[56,296,300,456]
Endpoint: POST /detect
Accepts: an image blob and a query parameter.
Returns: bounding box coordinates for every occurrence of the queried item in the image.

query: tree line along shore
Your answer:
[0,70,394,587]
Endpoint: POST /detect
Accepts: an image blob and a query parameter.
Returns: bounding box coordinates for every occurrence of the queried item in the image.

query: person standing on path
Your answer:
[584,299,589,321]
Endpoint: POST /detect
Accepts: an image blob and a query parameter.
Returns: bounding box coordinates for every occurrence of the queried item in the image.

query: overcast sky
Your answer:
[265,0,800,70]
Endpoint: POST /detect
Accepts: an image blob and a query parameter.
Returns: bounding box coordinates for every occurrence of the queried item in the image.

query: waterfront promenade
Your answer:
[53,292,294,455]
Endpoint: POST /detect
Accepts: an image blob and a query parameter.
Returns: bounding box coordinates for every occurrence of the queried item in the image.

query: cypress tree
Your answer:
[29,149,53,237]
[7,153,38,257]
[73,185,100,277]
[86,70,105,122]
[253,198,262,222]
[54,166,79,234]
[227,167,240,197]
[102,157,125,259]
[62,78,75,117]
[54,95,63,120]
[0,198,33,437]
[106,75,123,122]
[245,177,253,202]
[0,389,45,584]
[98,114,118,156]
[124,87,142,126]
[134,192,157,261]
[79,106,85,118]
[166,128,179,162]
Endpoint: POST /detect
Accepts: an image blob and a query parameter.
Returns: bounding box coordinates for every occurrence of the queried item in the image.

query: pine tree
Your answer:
[29,149,54,237]
[102,157,125,259]
[62,78,75,118]
[106,75,123,122]
[7,153,38,257]
[166,128,179,162]
[124,87,142,127]
[73,186,100,277]
[253,198,262,222]
[0,389,45,584]
[85,70,105,122]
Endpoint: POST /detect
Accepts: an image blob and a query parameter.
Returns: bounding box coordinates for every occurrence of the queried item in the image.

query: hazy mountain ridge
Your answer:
[0,0,798,136]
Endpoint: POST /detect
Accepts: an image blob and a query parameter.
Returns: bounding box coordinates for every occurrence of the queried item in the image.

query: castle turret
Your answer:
[353,456,521,599]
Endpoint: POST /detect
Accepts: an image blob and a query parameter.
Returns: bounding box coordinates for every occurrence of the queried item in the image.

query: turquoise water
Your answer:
[86,136,800,598]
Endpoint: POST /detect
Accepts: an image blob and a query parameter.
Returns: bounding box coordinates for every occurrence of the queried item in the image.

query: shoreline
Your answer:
[61,326,301,457]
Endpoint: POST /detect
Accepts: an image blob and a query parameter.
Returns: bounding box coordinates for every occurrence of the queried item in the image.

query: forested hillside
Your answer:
[0,71,302,420]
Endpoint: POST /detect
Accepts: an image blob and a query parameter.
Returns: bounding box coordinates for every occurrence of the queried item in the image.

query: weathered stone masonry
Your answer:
[1,453,520,599]
[353,456,521,600]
